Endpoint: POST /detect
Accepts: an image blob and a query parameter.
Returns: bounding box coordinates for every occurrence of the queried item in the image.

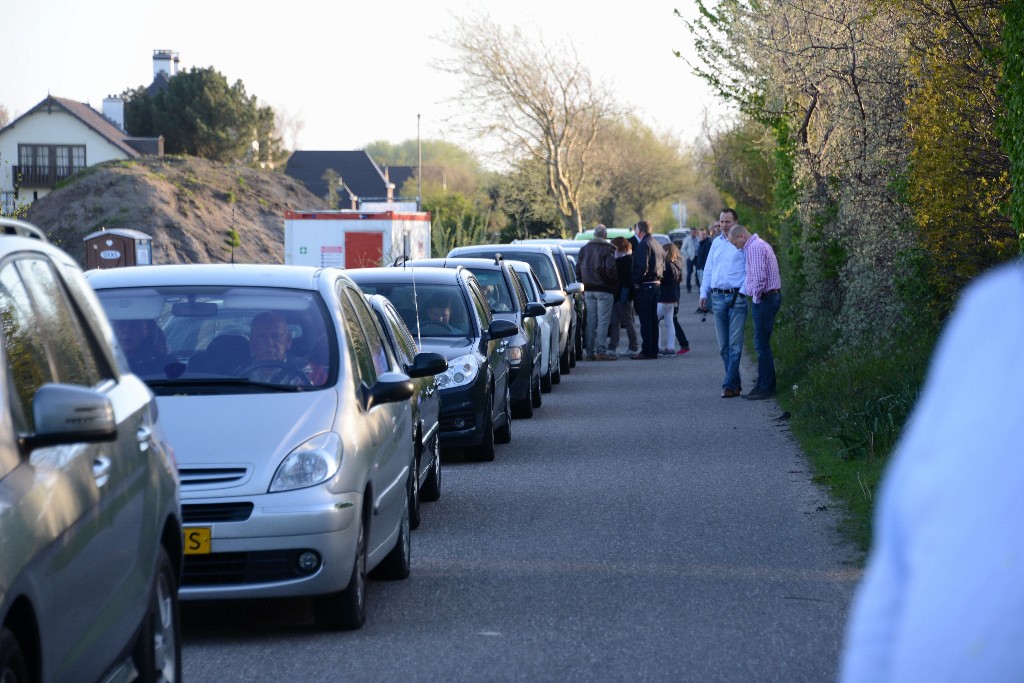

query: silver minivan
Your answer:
[87,264,435,630]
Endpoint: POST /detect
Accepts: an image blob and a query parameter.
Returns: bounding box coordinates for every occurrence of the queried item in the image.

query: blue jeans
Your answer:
[752,292,781,392]
[711,291,748,390]
[584,290,615,355]
[635,285,660,356]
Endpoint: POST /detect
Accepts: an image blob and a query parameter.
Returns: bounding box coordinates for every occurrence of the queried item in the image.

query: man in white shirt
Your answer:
[840,262,1024,681]
[698,208,747,398]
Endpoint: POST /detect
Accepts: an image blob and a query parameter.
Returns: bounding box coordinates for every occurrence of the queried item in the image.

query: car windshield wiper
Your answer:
[144,378,306,393]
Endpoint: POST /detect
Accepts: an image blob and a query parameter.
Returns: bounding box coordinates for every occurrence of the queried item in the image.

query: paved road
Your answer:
[181,288,861,682]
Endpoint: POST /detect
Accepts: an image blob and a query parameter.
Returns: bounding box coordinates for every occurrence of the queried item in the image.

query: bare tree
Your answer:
[0,104,10,129]
[439,15,624,235]
[274,104,306,153]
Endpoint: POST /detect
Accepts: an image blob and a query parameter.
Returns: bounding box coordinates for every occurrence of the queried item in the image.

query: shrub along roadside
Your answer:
[769,320,936,555]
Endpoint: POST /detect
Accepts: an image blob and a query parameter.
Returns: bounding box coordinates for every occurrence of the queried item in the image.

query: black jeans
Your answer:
[673,303,689,348]
[635,285,660,356]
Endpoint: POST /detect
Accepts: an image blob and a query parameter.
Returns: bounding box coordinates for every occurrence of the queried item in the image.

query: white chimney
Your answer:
[153,49,180,79]
[103,96,125,131]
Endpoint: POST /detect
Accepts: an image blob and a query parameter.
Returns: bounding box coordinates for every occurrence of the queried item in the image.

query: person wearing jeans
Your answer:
[699,209,747,396]
[576,224,619,360]
[728,224,782,399]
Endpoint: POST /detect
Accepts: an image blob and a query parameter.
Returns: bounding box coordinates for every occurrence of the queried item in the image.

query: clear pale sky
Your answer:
[2,1,725,155]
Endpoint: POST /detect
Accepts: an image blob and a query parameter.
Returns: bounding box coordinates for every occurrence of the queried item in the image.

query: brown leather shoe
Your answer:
[721,387,741,398]
[631,353,658,360]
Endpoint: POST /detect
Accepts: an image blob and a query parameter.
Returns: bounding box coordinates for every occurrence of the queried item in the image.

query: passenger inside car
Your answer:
[114,318,174,377]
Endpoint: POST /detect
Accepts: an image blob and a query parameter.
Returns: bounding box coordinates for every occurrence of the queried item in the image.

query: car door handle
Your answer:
[93,456,112,488]
[136,424,152,452]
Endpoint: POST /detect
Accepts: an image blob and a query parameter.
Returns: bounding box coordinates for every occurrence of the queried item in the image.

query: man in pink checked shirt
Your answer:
[728,225,781,399]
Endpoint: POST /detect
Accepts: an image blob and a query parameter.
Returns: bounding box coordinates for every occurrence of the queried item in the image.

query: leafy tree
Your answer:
[124,67,283,163]
[439,15,624,235]
[367,138,485,200]
[905,0,1013,322]
[225,227,241,263]
[492,158,563,240]
[425,191,491,255]
[590,116,692,226]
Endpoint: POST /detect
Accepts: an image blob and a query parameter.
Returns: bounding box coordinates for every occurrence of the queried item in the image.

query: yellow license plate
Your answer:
[183,527,211,555]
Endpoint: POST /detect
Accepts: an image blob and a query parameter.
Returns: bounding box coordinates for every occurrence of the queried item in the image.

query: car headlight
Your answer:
[507,344,524,366]
[436,354,480,389]
[269,432,342,492]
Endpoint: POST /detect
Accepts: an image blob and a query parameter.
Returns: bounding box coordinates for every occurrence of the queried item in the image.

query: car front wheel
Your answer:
[468,393,495,461]
[420,434,441,502]
[315,515,367,630]
[0,628,29,683]
[495,384,512,443]
[373,472,412,580]
[132,546,182,683]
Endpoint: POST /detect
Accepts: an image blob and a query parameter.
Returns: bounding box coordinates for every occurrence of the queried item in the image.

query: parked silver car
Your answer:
[87,264,438,630]
[0,219,182,682]
[506,259,565,392]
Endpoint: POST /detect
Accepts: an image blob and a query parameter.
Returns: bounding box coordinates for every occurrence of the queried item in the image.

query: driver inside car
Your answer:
[247,311,326,385]
[426,297,452,326]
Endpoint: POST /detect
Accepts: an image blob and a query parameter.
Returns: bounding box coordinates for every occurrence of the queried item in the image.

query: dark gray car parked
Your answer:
[399,257,546,418]
[0,219,182,683]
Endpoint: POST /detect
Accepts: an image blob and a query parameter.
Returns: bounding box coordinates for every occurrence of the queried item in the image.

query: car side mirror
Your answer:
[25,383,117,451]
[542,293,565,308]
[484,319,518,341]
[407,352,448,378]
[565,283,584,296]
[523,302,546,318]
[364,372,414,410]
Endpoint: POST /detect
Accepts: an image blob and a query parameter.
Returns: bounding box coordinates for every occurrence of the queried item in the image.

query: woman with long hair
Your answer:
[657,243,690,356]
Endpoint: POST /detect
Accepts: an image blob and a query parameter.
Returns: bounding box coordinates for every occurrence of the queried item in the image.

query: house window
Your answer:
[0,192,15,215]
[16,144,87,187]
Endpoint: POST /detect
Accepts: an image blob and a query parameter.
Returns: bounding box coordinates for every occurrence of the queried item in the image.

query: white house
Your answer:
[0,50,176,214]
[0,95,163,214]
[0,96,162,214]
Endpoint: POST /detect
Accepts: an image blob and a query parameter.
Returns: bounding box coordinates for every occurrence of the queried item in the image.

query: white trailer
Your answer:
[284,210,431,268]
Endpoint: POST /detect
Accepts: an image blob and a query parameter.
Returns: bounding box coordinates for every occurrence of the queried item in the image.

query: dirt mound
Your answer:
[24,156,326,268]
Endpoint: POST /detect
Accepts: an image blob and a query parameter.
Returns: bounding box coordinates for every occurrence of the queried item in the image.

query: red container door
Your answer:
[345,231,383,269]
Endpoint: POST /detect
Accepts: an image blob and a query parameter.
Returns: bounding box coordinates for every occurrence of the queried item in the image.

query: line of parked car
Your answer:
[0,221,591,681]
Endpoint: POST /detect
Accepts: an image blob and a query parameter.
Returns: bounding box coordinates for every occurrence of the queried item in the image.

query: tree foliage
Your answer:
[589,116,691,224]
[440,15,624,236]
[124,67,283,165]
[903,1,1014,322]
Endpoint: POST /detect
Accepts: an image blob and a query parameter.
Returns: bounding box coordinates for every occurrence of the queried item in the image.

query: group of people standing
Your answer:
[576,223,691,361]
[575,210,783,401]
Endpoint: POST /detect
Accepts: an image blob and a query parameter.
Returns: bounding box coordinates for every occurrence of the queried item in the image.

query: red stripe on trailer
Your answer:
[285,210,431,221]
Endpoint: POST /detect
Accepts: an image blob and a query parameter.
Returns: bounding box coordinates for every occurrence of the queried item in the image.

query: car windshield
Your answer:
[465,268,513,313]
[457,249,559,290]
[95,286,334,392]
[352,283,472,338]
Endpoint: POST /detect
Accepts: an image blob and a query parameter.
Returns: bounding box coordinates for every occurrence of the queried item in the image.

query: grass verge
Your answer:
[768,319,935,556]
